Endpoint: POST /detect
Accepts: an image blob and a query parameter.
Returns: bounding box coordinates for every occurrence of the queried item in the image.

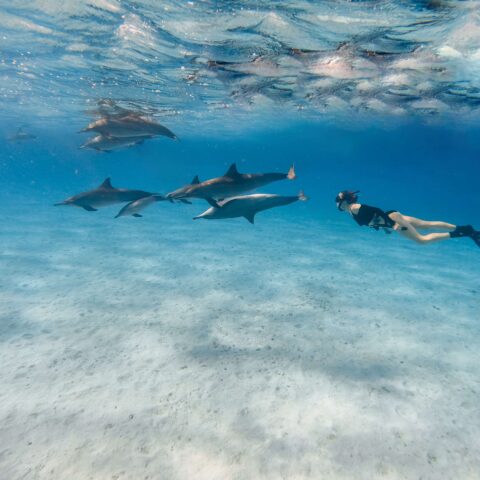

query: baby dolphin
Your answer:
[193,191,308,224]
[54,178,153,211]
[81,114,177,140]
[167,163,296,201]
[115,194,167,218]
[80,134,153,152]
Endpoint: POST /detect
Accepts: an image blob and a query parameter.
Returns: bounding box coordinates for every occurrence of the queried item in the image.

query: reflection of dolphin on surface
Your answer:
[7,127,37,142]
[115,194,167,218]
[193,191,308,224]
[54,178,153,211]
[81,114,177,140]
[167,163,296,201]
[80,134,153,152]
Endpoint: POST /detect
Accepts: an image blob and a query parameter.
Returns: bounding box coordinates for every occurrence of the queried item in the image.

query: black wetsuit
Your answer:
[352,204,397,230]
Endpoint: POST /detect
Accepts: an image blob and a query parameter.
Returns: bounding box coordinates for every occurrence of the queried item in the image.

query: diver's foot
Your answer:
[450,225,475,238]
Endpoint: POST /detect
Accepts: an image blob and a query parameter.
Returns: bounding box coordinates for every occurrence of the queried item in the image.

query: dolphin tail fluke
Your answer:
[287,164,296,180]
[298,190,308,201]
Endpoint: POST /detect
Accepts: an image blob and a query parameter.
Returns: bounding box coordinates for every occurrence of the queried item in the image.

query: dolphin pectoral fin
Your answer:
[132,213,143,217]
[244,214,255,224]
[205,197,219,208]
[179,199,192,204]
[82,205,98,212]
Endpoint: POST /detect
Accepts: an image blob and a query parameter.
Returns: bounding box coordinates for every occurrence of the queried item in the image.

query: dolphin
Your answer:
[114,194,167,218]
[54,178,153,211]
[167,163,296,201]
[7,127,37,142]
[80,134,153,152]
[193,191,308,224]
[81,114,177,140]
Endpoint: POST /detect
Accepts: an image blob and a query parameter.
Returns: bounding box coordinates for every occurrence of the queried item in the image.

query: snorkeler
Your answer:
[335,190,480,247]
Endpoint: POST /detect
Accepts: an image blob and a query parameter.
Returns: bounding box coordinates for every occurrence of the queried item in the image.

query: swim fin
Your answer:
[449,225,475,238]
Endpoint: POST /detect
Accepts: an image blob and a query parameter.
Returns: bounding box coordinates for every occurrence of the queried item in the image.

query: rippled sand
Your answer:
[1,201,479,480]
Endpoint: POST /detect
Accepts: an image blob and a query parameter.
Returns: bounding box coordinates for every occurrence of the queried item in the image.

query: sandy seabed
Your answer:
[0,201,479,480]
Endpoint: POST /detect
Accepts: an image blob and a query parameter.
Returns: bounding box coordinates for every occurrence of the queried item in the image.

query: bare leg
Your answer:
[399,215,455,231]
[389,213,451,244]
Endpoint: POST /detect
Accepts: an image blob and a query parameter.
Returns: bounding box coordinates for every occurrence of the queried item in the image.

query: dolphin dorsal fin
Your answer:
[100,177,114,189]
[191,175,200,185]
[224,163,240,178]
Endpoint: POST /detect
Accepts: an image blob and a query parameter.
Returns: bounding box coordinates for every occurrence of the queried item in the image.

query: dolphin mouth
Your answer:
[54,202,68,206]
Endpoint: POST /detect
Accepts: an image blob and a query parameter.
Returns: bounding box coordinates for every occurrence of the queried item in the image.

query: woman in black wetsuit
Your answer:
[335,190,480,247]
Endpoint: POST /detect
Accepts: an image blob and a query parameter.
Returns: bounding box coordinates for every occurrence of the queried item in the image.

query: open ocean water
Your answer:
[0,1,479,479]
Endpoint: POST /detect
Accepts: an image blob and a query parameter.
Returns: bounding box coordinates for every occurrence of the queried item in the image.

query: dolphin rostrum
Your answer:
[81,114,177,140]
[54,178,153,211]
[114,194,167,218]
[80,134,153,152]
[167,163,296,201]
[193,191,308,223]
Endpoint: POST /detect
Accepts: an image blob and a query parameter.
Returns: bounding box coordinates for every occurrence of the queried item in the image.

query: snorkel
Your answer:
[335,190,359,211]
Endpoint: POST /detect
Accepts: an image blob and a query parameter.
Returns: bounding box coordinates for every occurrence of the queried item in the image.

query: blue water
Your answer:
[2,121,480,223]
[1,2,480,479]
